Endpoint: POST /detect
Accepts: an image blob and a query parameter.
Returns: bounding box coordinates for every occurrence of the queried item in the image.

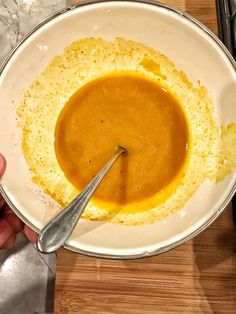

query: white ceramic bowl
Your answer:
[0,1,235,258]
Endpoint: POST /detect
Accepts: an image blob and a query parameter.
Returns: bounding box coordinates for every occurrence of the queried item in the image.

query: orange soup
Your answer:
[55,73,188,205]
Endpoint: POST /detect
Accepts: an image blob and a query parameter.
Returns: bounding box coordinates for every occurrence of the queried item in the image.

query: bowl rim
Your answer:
[0,0,235,259]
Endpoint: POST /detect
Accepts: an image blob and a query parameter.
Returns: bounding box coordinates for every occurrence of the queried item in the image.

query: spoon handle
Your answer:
[37,146,127,253]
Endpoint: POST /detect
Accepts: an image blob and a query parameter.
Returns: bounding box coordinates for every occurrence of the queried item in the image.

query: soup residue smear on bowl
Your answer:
[17,37,236,225]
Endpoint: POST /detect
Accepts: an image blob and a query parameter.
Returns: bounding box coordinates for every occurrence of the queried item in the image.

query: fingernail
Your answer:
[0,154,6,176]
[0,154,3,166]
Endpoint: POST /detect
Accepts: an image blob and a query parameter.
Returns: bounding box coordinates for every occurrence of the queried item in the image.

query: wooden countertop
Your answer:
[55,1,236,313]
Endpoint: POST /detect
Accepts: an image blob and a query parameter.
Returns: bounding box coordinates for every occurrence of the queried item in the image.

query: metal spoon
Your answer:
[37,145,127,254]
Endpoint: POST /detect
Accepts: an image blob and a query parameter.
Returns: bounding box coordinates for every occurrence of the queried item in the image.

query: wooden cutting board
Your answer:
[55,1,236,313]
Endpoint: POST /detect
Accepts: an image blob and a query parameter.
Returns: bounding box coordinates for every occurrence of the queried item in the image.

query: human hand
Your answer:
[0,153,38,249]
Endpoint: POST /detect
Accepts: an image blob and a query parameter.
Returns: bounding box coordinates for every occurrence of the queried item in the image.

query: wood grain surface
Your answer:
[55,1,236,313]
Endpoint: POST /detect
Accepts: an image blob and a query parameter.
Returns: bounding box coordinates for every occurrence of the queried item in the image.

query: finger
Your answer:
[0,154,6,177]
[0,219,14,247]
[3,205,24,233]
[24,225,38,243]
[1,234,16,249]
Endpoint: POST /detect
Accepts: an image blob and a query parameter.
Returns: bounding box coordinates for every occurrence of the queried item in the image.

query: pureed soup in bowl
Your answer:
[54,72,189,215]
[0,1,236,257]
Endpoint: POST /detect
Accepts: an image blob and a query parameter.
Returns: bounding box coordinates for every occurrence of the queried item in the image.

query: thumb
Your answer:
[0,154,7,178]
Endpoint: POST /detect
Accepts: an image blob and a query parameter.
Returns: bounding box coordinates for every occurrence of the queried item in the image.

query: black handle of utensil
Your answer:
[216,0,234,55]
